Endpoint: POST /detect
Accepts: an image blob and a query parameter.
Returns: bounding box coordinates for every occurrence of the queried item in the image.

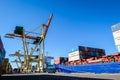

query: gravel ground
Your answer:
[1,73,120,80]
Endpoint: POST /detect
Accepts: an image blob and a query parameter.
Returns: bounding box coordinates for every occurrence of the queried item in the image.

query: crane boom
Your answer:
[44,13,53,37]
[5,13,53,41]
[29,14,53,57]
[5,33,37,40]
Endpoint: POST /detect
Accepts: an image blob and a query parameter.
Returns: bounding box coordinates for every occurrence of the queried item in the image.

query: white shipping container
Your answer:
[113,30,120,45]
[116,45,120,52]
[68,51,80,61]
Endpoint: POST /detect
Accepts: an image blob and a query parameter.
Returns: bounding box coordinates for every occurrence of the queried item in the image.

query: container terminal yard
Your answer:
[1,1,120,80]
[0,13,120,80]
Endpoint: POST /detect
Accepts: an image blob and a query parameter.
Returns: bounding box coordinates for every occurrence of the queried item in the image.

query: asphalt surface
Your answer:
[1,73,120,80]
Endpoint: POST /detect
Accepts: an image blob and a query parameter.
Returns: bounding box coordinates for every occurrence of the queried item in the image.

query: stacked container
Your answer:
[68,51,80,61]
[68,46,105,62]
[79,46,105,59]
[0,37,6,75]
[112,23,120,53]
[54,57,68,65]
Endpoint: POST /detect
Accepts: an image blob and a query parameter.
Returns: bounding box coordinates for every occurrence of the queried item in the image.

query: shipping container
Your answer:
[54,58,60,64]
[68,46,105,62]
[112,23,120,32]
[116,45,120,52]
[68,51,80,61]
[54,57,68,65]
[0,37,6,76]
[112,23,120,52]
[80,46,105,58]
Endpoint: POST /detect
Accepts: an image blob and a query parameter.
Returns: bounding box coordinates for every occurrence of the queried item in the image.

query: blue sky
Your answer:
[0,0,120,67]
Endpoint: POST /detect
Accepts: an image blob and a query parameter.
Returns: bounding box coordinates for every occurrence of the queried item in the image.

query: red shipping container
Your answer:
[54,57,68,64]
[54,58,60,64]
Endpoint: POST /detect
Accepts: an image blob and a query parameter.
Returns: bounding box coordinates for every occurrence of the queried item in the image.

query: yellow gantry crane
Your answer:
[10,51,25,72]
[5,13,53,73]
[11,59,21,69]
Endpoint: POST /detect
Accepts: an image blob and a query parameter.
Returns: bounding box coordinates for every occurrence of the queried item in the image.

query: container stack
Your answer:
[0,37,6,75]
[68,51,80,62]
[79,46,105,59]
[112,23,120,53]
[68,46,105,62]
[54,57,68,65]
[0,37,6,63]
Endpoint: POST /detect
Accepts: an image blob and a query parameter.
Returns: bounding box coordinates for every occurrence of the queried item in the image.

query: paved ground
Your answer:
[1,73,120,80]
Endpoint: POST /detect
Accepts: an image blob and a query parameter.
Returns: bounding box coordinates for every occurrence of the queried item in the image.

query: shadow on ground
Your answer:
[1,75,112,80]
